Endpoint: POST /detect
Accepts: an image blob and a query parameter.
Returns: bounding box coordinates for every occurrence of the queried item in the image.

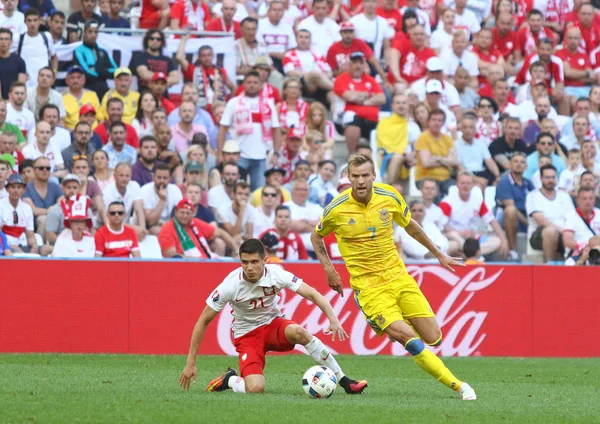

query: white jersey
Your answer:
[206,264,302,338]
[563,207,600,251]
[439,187,494,231]
[395,220,449,259]
[423,202,445,230]
[297,16,341,57]
[411,77,460,108]
[0,197,34,245]
[525,189,575,238]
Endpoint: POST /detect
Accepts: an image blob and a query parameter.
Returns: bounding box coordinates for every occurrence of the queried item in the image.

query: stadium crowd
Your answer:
[1,0,600,265]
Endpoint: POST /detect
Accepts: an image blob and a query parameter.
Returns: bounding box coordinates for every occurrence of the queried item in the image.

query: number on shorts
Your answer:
[250,298,265,309]
[367,227,376,239]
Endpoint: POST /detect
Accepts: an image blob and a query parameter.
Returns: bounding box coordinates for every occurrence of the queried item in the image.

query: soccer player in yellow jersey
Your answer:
[311,154,477,400]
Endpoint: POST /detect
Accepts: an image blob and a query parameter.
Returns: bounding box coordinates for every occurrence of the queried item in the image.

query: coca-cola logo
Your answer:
[216,266,503,357]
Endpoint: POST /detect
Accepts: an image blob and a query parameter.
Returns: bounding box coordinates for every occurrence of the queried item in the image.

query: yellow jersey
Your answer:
[376,113,408,154]
[250,186,292,207]
[63,90,101,130]
[414,130,455,181]
[98,89,140,124]
[315,182,412,291]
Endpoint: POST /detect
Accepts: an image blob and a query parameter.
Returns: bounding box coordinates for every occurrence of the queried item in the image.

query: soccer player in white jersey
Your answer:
[179,238,368,394]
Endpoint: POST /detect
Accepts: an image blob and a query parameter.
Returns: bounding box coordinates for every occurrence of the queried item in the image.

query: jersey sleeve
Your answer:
[383,183,411,227]
[315,195,341,237]
[205,281,232,312]
[270,265,302,292]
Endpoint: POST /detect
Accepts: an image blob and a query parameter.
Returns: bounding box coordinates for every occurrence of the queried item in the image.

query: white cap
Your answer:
[426,57,443,72]
[426,79,443,94]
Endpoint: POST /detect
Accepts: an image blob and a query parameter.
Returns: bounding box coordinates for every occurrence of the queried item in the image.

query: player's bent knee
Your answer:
[425,332,443,347]
[285,324,311,345]
[246,383,265,394]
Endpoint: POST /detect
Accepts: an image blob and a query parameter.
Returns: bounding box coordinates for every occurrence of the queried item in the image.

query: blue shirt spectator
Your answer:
[103,143,137,169]
[0,230,12,256]
[525,151,566,180]
[23,181,63,210]
[496,172,535,215]
[20,0,56,18]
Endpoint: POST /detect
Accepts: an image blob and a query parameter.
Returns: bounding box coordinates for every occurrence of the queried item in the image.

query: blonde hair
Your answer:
[306,102,328,137]
[347,153,375,173]
[304,129,323,145]
[282,77,302,101]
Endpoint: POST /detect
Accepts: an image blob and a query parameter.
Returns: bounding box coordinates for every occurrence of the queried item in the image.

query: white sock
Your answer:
[304,336,345,381]
[228,376,246,393]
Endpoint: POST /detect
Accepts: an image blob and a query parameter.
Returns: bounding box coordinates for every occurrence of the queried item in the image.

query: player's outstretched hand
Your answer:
[325,321,349,342]
[179,365,197,391]
[437,254,465,272]
[326,269,344,297]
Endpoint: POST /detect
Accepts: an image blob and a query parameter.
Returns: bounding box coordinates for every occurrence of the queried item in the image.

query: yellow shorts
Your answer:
[353,274,435,336]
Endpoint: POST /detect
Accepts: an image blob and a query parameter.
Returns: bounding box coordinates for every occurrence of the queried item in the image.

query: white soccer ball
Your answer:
[302,366,337,399]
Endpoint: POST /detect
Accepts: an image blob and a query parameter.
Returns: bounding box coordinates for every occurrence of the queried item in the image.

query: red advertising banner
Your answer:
[0,260,598,357]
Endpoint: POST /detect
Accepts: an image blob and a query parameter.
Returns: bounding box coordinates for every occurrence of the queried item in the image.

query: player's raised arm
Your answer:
[404,218,464,272]
[296,282,348,341]
[310,230,344,297]
[179,305,220,390]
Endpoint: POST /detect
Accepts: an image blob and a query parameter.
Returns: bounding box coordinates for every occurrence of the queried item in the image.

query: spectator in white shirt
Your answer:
[102,162,147,241]
[400,0,431,35]
[216,180,256,243]
[396,199,458,260]
[256,0,297,73]
[563,186,600,260]
[350,0,394,61]
[297,0,341,57]
[526,164,575,263]
[19,8,57,86]
[430,8,454,56]
[411,57,462,120]
[308,159,338,207]
[208,161,240,212]
[440,171,509,257]
[52,198,95,258]
[451,0,481,37]
[420,178,444,230]
[26,68,66,122]
[28,104,71,152]
[253,183,279,238]
[440,31,479,88]
[284,179,323,252]
[0,0,26,51]
[141,163,183,236]
[6,82,35,138]
[22,121,66,180]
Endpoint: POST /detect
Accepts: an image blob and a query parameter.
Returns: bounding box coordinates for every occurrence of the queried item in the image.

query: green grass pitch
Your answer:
[0,354,599,423]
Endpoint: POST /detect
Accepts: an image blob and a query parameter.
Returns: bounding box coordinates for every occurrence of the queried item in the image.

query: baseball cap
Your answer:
[62,173,81,186]
[286,127,304,139]
[260,232,280,250]
[426,79,443,94]
[532,79,548,88]
[176,198,195,211]
[264,167,286,178]
[222,140,241,153]
[114,67,132,78]
[340,22,355,31]
[6,173,25,186]
[79,104,96,115]
[84,19,100,30]
[426,57,443,72]
[184,161,203,172]
[337,177,352,192]
[152,72,167,82]
[0,153,15,168]
[349,51,365,61]
[253,57,271,68]
[67,65,84,75]
[295,159,311,169]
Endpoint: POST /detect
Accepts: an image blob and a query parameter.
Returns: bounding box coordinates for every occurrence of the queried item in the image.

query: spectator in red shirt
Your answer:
[94,98,140,148]
[472,28,510,86]
[176,35,236,113]
[567,2,600,54]
[556,26,595,112]
[327,22,387,82]
[277,128,304,184]
[515,9,556,62]
[150,72,175,115]
[388,24,436,89]
[260,205,308,260]
[333,51,385,153]
[492,12,517,63]
[169,0,211,31]
[205,0,242,39]
[94,201,141,258]
[139,0,170,29]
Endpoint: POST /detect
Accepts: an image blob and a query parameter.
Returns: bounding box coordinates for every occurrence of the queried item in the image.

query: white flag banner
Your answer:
[54,33,235,94]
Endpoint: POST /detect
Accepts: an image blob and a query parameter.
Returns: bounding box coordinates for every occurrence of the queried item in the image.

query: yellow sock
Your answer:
[406,338,462,392]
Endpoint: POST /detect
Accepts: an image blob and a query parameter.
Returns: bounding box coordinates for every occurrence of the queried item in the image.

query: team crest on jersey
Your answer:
[379,208,390,223]
[263,286,276,297]
[375,314,386,326]
[211,290,220,302]
[292,275,298,283]
[317,220,323,230]
[578,58,585,66]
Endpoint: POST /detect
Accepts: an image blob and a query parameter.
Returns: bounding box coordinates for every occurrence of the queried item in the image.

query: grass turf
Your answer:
[0,355,598,424]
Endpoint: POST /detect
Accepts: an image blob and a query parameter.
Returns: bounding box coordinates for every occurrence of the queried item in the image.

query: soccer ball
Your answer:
[302,366,337,399]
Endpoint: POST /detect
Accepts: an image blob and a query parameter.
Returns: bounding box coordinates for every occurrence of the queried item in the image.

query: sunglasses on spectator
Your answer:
[13,210,18,225]
[262,192,277,197]
[35,166,51,171]
[108,211,125,216]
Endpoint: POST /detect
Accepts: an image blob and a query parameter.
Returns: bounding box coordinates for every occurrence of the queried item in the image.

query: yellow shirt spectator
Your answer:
[98,89,140,124]
[376,113,408,154]
[415,130,455,181]
[250,186,292,207]
[63,90,100,130]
